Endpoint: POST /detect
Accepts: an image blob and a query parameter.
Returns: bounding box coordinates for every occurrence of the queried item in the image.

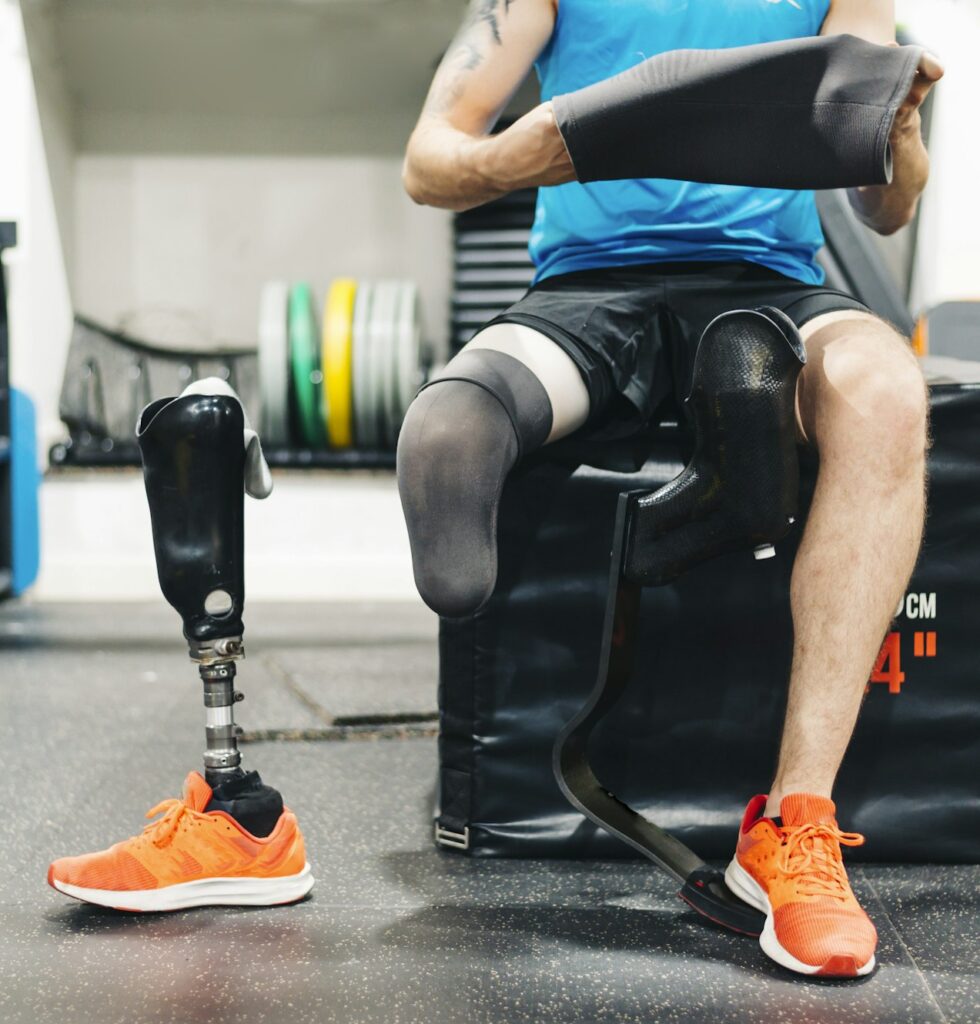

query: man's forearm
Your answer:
[847,123,929,235]
[403,102,575,212]
[402,121,502,212]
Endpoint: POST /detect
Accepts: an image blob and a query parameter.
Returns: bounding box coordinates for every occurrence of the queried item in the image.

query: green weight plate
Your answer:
[288,282,324,448]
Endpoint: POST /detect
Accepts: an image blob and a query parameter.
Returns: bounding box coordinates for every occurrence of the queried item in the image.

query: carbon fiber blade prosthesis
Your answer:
[553,307,807,936]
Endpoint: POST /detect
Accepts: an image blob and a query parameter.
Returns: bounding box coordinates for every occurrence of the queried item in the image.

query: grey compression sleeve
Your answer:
[396,349,553,619]
[552,33,923,189]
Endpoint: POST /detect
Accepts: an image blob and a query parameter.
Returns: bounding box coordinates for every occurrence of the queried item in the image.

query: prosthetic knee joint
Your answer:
[137,379,271,788]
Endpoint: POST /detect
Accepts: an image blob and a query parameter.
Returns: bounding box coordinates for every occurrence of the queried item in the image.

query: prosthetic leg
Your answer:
[137,378,282,833]
[553,308,807,936]
[47,378,311,910]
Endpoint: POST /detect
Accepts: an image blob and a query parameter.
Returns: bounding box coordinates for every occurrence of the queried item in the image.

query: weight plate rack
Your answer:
[51,277,426,470]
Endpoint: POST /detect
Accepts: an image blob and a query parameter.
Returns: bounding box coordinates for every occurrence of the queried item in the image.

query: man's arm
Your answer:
[821,0,944,235]
[402,0,574,211]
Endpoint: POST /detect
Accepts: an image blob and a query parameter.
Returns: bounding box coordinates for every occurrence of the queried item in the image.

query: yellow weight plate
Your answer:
[322,278,357,449]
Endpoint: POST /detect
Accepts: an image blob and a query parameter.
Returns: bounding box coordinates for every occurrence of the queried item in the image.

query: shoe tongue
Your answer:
[780,793,837,827]
[182,771,214,812]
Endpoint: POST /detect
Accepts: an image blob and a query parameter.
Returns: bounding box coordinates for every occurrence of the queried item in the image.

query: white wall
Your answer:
[0,0,74,455]
[19,0,75,282]
[72,154,452,355]
[896,0,980,310]
[35,470,419,603]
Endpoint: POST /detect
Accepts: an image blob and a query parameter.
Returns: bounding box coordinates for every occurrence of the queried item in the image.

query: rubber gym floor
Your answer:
[1,601,976,1024]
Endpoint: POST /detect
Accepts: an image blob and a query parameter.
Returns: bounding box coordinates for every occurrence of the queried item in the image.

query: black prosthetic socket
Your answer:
[624,307,807,585]
[138,390,255,786]
[137,394,247,650]
[397,348,553,618]
[554,33,922,189]
[205,770,284,839]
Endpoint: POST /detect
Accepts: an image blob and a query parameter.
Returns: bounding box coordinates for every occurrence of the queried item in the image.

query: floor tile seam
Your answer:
[259,637,438,651]
[241,724,438,743]
[258,652,337,726]
[0,636,437,655]
[860,868,952,1024]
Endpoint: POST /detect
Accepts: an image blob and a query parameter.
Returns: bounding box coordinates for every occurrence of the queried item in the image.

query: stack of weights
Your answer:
[257,278,424,452]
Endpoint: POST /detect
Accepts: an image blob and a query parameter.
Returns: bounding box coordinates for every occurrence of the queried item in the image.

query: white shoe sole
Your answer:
[724,857,875,977]
[50,862,314,912]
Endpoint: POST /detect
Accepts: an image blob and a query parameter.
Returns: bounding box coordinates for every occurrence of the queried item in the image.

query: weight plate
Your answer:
[351,280,375,449]
[288,282,324,448]
[382,286,402,448]
[378,286,401,450]
[322,277,357,449]
[363,281,386,450]
[369,281,399,451]
[258,280,289,446]
[394,281,421,437]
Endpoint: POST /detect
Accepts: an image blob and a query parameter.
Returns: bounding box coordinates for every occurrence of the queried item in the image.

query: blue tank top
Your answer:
[531,0,831,285]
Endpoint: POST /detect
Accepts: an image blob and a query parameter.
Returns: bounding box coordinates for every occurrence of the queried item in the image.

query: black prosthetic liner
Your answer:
[553,33,922,189]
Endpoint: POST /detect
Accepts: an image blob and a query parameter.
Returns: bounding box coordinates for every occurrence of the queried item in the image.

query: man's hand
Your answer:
[887,46,944,167]
[477,102,576,194]
[890,47,945,139]
[850,47,944,235]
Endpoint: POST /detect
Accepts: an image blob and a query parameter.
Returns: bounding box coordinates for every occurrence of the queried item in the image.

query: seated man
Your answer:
[397,0,940,978]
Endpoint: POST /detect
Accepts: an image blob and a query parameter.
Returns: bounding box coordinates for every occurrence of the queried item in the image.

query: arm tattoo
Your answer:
[458,43,484,72]
[466,0,516,46]
[425,0,518,115]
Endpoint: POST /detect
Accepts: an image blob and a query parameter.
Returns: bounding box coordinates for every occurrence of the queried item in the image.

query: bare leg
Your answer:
[766,312,929,815]
[464,322,591,440]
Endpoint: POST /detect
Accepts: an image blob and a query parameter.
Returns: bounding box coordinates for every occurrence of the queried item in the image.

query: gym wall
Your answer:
[71,155,451,360]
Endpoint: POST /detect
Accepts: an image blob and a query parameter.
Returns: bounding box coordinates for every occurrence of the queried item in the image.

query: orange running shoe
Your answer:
[724,793,877,977]
[48,772,314,911]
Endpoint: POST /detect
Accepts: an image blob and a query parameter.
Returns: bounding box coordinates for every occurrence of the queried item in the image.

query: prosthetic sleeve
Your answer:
[624,307,807,586]
[553,33,923,189]
[396,348,553,619]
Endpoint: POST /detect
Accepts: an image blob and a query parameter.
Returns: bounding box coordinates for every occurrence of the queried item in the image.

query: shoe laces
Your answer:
[141,797,192,848]
[777,822,865,900]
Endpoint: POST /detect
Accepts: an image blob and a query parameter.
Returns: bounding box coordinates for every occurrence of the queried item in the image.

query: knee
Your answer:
[396,381,519,619]
[396,385,461,472]
[808,324,928,465]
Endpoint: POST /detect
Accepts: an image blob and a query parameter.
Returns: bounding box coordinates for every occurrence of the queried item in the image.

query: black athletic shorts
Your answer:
[484,260,873,440]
